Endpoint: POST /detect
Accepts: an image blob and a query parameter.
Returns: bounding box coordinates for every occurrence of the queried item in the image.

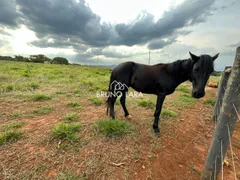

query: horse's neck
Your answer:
[172,59,192,86]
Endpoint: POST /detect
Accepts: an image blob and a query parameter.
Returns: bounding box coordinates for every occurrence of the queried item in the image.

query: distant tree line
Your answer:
[0,55,69,65]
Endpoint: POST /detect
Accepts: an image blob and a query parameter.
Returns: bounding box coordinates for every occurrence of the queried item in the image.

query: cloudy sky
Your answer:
[0,0,239,70]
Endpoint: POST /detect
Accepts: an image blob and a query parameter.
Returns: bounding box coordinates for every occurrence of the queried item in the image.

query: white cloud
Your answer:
[4,25,77,56]
[85,0,185,23]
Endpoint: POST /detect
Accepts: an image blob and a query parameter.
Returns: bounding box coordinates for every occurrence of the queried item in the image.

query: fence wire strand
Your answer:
[227,122,237,180]
[214,155,217,180]
[213,82,239,180]
[221,140,223,180]
[233,103,240,122]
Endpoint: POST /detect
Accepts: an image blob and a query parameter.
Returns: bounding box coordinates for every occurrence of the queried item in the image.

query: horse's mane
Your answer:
[199,55,215,73]
[172,55,214,74]
[172,59,192,73]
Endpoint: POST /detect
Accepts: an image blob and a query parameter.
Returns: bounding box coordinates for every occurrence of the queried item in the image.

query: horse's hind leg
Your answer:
[120,91,130,117]
[153,93,166,136]
[109,96,117,119]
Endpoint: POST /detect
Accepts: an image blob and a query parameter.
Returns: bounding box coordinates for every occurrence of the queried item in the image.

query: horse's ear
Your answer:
[189,52,199,63]
[212,53,220,61]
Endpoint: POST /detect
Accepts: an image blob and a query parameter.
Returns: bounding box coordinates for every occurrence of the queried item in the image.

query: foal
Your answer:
[106,52,219,136]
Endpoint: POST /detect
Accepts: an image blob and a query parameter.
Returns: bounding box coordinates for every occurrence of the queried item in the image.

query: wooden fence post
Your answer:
[201,46,240,180]
[212,66,232,121]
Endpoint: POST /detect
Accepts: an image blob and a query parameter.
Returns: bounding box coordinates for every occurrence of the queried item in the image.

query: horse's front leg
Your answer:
[153,93,166,136]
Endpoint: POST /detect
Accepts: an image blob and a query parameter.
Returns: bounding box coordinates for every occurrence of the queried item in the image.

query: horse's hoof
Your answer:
[154,130,161,137]
[126,115,132,119]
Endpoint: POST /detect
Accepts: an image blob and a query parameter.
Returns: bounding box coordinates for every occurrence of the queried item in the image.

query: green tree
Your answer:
[29,54,51,63]
[52,57,69,65]
[14,55,24,61]
[0,56,14,61]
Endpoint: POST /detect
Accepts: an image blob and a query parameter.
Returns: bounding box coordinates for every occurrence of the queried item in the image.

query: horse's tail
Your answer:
[106,73,114,116]
[106,96,110,116]
[106,62,135,116]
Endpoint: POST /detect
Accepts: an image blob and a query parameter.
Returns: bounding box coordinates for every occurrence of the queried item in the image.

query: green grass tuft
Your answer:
[88,97,103,106]
[33,106,53,115]
[161,109,177,119]
[8,111,21,119]
[64,113,79,122]
[52,122,81,142]
[2,121,25,131]
[179,94,196,104]
[95,119,133,137]
[0,130,24,145]
[176,85,190,93]
[115,98,120,105]
[6,85,14,92]
[203,99,216,106]
[138,100,155,108]
[30,94,51,101]
[66,102,81,107]
[55,172,81,180]
[28,82,39,90]
[56,91,66,95]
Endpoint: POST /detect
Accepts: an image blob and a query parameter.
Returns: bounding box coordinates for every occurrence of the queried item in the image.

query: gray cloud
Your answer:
[115,0,215,46]
[16,0,113,46]
[14,0,215,50]
[147,38,177,50]
[29,37,90,52]
[75,47,144,60]
[0,0,20,27]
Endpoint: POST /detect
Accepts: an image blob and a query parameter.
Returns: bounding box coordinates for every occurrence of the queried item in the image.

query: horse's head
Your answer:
[189,52,219,99]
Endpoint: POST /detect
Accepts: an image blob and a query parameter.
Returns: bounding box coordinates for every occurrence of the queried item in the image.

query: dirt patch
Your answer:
[0,87,239,179]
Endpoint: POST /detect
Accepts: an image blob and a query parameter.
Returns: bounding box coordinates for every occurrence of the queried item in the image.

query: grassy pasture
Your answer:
[0,60,221,179]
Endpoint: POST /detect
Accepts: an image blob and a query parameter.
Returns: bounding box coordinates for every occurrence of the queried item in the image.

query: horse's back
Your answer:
[111,61,136,85]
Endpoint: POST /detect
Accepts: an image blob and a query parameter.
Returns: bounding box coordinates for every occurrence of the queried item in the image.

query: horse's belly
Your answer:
[130,82,158,94]
[130,70,158,94]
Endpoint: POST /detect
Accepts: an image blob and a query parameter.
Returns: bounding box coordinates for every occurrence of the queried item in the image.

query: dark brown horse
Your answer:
[106,52,219,136]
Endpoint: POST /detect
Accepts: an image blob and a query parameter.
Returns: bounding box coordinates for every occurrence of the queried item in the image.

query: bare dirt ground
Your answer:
[0,87,239,180]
